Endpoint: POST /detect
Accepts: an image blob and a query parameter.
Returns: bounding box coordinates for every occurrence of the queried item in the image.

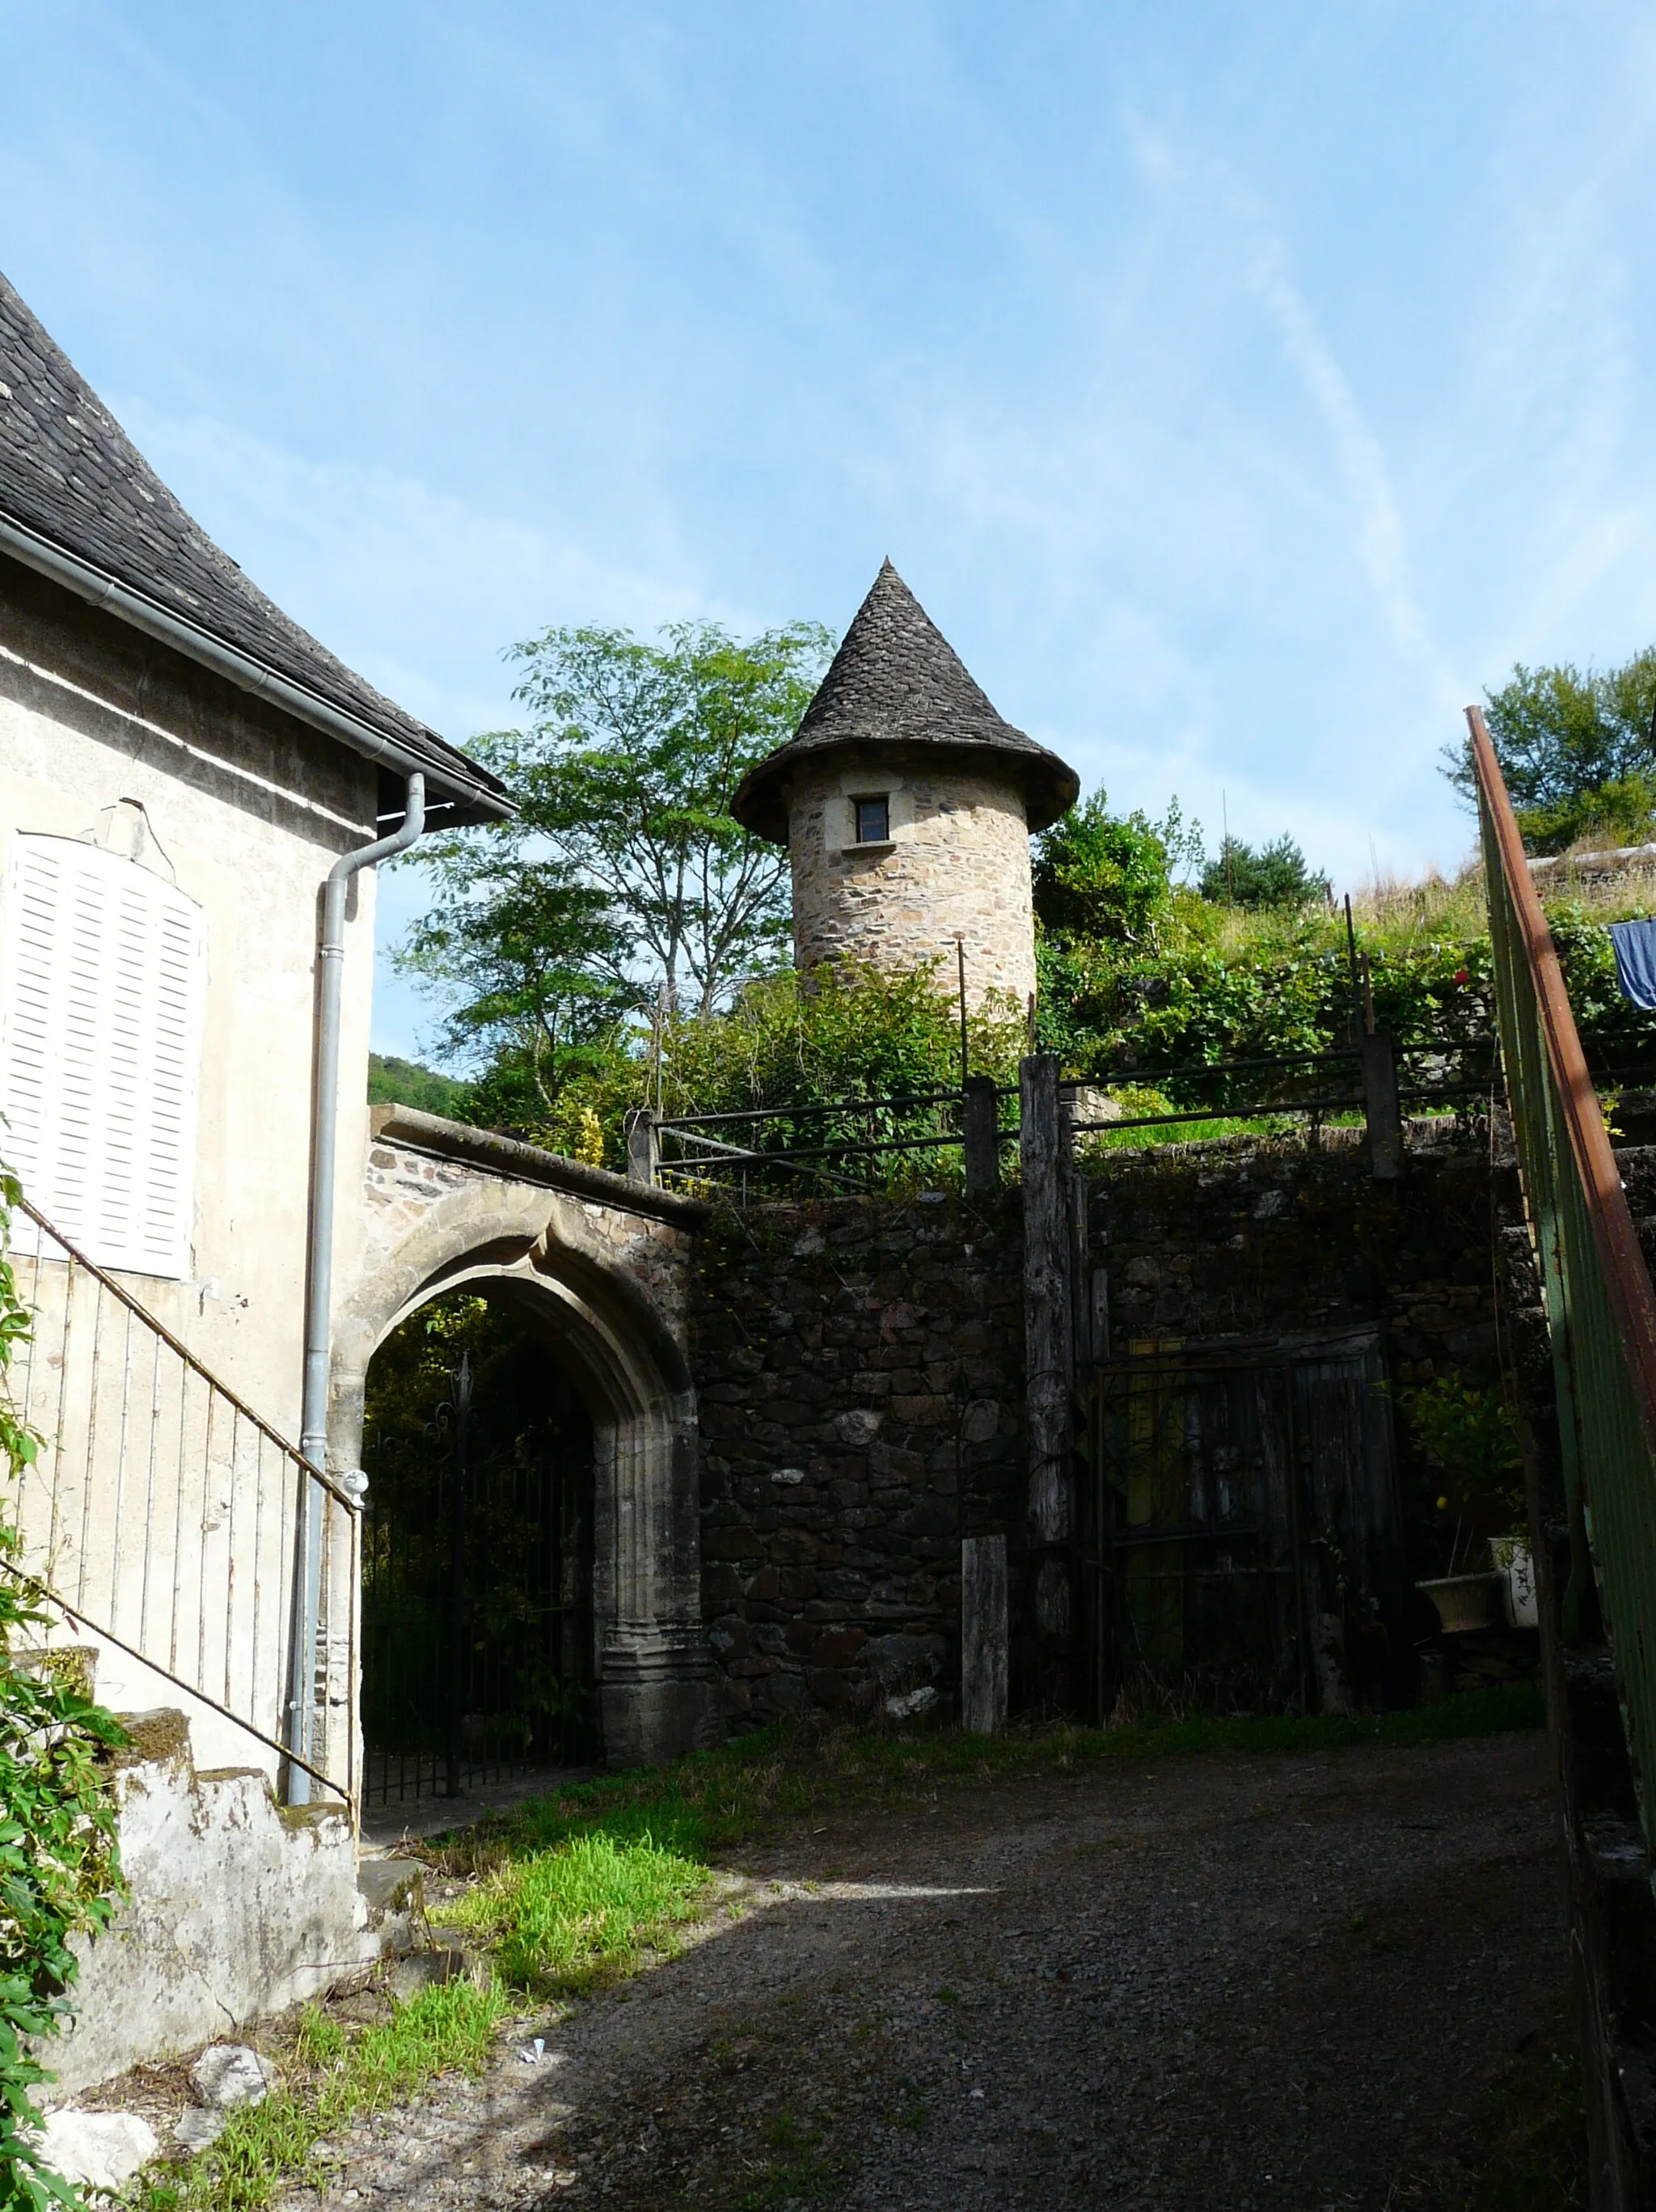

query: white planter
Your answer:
[1416,1572,1505,1635]
[1489,1535,1539,1629]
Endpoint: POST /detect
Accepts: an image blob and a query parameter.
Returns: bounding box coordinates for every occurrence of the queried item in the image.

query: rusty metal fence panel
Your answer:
[3,1195,358,1811]
[1472,704,1656,1847]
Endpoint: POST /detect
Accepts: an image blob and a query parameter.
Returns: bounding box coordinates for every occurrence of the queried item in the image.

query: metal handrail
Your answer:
[1470,700,1656,1845]
[4,1195,359,1812]
[15,1198,358,1508]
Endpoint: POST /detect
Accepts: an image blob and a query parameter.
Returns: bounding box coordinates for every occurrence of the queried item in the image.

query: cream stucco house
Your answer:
[0,270,512,1791]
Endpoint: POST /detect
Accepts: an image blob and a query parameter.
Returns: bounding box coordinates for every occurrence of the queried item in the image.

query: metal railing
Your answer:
[635,1038,1496,1200]
[1471,702,1656,1846]
[645,1086,992,1196]
[3,1196,358,1810]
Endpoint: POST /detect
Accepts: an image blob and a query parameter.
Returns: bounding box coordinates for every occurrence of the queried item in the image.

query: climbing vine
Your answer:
[0,1164,127,2211]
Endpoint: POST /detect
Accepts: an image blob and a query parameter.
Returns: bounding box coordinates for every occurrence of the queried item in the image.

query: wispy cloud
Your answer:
[113,400,729,741]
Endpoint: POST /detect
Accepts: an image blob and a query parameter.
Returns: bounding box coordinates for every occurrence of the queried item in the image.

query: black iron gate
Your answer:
[1083,1328,1408,1719]
[359,1296,594,1808]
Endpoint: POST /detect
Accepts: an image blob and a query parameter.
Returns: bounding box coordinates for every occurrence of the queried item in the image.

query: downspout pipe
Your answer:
[285,772,426,1804]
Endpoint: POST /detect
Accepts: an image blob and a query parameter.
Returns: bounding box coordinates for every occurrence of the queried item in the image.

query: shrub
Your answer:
[0,1165,128,2212]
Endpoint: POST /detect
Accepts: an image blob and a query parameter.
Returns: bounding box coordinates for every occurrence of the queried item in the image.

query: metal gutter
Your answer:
[0,510,513,823]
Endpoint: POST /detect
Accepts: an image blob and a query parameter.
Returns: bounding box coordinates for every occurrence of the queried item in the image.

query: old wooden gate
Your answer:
[1082,1327,1409,1718]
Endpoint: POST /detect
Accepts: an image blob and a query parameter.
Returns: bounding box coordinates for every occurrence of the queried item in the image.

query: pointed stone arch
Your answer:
[335,1124,714,1769]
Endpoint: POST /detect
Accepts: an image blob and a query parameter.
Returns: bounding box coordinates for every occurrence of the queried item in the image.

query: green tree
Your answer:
[366,1054,475,1120]
[396,856,632,1121]
[413,620,831,1035]
[1444,647,1656,852]
[1198,834,1330,909]
[1032,794,1188,948]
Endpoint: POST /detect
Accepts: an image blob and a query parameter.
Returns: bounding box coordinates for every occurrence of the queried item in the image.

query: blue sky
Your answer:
[4,2,1656,1059]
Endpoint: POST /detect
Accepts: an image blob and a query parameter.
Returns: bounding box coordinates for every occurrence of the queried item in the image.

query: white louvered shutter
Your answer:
[0,836,205,1278]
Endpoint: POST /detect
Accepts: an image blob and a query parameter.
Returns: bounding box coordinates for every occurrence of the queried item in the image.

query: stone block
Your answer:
[813,1628,867,1666]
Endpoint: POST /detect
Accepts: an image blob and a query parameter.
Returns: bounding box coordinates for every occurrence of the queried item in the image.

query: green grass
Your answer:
[427,1681,1546,1880]
[1078,1108,1371,1154]
[433,1826,712,1992]
[138,1978,508,2212]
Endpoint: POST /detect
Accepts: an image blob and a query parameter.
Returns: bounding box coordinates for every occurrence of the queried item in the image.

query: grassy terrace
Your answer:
[137,1686,1547,2210]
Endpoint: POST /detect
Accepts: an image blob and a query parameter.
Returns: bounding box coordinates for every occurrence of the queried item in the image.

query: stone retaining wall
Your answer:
[691,1192,1027,1733]
[1091,1126,1499,1386]
[690,1126,1502,1732]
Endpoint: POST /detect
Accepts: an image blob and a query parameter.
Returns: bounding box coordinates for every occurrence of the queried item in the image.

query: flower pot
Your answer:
[1488,1536,1539,1629]
[1416,1571,1505,1635]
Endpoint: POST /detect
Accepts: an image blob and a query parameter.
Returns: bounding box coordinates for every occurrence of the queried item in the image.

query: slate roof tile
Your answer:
[733,560,1077,840]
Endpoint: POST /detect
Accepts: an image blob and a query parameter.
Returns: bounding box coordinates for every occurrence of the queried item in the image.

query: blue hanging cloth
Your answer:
[1610,919,1656,1010]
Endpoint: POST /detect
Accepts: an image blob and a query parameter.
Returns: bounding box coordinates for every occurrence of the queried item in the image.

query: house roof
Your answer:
[0,271,512,827]
[731,558,1078,841]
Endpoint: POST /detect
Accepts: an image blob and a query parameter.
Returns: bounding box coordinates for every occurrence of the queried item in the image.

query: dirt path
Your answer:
[294,1731,1564,2212]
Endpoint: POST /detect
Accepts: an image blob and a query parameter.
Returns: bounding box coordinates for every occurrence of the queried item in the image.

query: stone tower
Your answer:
[731,560,1079,1009]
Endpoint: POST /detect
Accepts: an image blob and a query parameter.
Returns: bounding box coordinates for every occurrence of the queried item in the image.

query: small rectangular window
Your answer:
[853,795,889,844]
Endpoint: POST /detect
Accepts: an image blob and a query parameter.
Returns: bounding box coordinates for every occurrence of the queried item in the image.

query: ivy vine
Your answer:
[0,1164,128,2211]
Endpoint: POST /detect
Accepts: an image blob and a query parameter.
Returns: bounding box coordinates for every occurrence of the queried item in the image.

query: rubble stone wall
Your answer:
[688,1126,1500,1732]
[691,1191,1028,1732]
[785,751,1036,1006]
[1088,1124,1500,1385]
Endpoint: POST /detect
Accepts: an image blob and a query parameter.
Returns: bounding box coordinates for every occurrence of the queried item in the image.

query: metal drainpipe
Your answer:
[285,772,426,1804]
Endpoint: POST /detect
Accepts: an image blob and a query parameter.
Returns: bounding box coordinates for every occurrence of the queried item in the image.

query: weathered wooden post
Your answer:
[960,1534,1008,1734]
[1020,1051,1074,1711]
[963,1075,1000,1195]
[1361,1033,1402,1180]
[624,1107,659,1186]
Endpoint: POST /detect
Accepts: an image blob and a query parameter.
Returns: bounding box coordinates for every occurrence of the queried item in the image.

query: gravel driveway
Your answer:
[294,1729,1563,2212]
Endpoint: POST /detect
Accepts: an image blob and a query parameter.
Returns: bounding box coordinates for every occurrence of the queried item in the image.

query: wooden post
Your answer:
[1361,1032,1402,1181]
[1089,1265,1111,1365]
[961,1534,1008,1734]
[624,1107,659,1186]
[1020,1051,1074,1710]
[963,1075,1000,1195]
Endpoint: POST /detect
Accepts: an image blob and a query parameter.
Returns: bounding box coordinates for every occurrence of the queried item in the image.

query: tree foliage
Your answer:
[406,620,830,1056]
[366,1055,475,1121]
[396,856,632,1119]
[1032,794,1203,950]
[1444,647,1656,853]
[1198,834,1330,910]
[0,1167,127,2212]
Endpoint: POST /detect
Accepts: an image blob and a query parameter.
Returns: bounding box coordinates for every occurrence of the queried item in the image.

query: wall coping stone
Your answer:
[370,1104,708,1225]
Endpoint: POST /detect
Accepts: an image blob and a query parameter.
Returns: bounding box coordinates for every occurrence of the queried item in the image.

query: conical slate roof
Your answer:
[732,559,1078,840]
[0,270,509,824]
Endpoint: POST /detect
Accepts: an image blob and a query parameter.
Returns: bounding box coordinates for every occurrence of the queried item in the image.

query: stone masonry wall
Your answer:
[688,1125,1502,1734]
[691,1191,1027,1732]
[1088,1123,1501,1592]
[1090,1124,1498,1383]
[785,751,1035,1006]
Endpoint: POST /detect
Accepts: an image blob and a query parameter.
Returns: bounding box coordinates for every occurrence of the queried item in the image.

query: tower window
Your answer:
[852,794,890,844]
[0,835,205,1279]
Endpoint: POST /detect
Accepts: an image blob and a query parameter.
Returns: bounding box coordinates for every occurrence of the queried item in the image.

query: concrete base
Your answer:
[40,1710,378,2096]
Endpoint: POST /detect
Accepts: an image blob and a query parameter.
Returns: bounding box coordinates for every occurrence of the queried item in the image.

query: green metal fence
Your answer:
[1472,703,1656,1847]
